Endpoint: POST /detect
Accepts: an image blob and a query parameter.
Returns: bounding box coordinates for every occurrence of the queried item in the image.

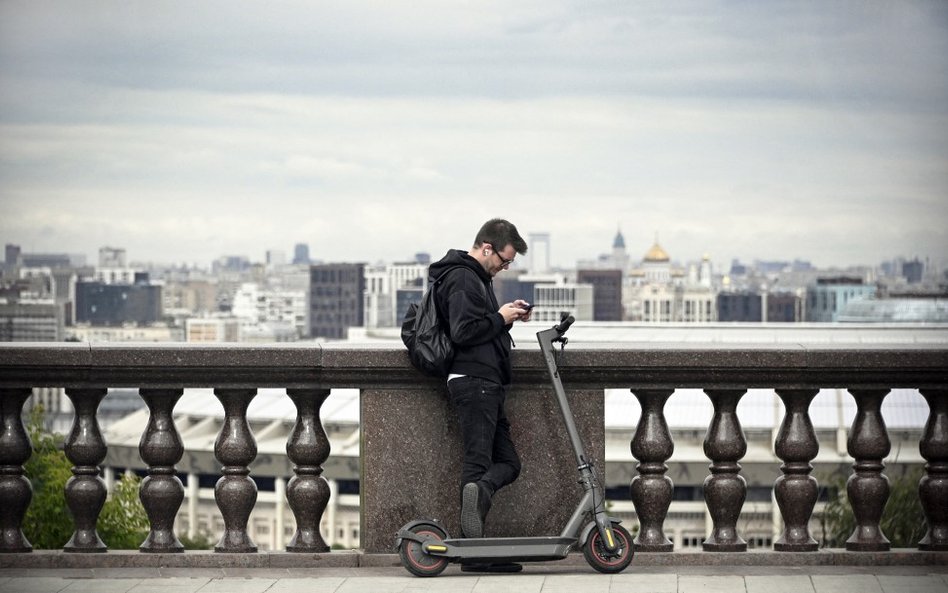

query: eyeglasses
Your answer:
[490,245,515,268]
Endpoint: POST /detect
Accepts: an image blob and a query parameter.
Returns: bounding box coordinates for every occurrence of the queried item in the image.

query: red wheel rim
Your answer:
[590,529,630,567]
[405,529,448,572]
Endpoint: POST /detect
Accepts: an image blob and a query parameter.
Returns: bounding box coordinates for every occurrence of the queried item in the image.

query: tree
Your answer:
[819,466,926,548]
[23,406,151,549]
[23,406,74,549]
[97,473,150,549]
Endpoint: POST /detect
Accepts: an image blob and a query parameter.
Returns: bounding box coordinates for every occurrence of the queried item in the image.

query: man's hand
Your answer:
[500,300,531,323]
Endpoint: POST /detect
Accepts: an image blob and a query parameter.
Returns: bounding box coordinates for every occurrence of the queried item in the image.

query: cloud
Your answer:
[0,1,946,270]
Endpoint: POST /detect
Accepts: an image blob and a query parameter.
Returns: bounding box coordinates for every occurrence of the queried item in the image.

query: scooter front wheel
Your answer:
[583,522,633,573]
[398,523,450,577]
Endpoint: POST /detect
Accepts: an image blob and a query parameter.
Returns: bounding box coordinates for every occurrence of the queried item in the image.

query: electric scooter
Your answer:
[396,315,634,576]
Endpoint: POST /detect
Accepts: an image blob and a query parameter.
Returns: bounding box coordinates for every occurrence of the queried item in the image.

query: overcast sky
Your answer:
[1,1,946,271]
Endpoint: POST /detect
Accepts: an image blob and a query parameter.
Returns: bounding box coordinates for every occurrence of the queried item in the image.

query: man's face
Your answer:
[485,243,516,276]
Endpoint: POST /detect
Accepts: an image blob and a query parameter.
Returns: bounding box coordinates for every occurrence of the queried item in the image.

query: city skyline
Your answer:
[2,2,947,270]
[4,232,937,275]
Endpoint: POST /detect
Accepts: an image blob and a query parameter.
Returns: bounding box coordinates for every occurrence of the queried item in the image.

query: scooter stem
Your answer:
[536,316,587,468]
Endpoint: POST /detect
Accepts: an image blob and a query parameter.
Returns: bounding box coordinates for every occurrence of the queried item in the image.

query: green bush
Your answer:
[23,406,151,549]
[179,531,215,550]
[819,466,926,548]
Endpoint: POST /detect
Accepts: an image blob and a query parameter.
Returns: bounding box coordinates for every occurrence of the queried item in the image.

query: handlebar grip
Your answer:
[554,315,575,334]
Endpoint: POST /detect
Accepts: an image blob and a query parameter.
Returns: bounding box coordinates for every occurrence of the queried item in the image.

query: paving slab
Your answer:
[678,575,746,593]
[192,577,277,593]
[610,573,678,592]
[3,564,948,593]
[403,574,478,593]
[745,575,815,593]
[471,574,545,593]
[876,575,948,593]
[62,579,142,593]
[539,574,609,592]
[811,575,883,593]
[334,575,412,593]
[0,577,71,593]
[264,577,348,593]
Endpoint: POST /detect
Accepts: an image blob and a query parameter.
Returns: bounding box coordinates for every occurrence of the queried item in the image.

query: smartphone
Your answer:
[520,303,534,311]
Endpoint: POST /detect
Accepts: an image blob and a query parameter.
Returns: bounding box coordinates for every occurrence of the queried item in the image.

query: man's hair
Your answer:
[474,218,528,255]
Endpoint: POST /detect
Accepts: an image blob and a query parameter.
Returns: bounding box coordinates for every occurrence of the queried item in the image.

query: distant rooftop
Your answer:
[509,321,948,345]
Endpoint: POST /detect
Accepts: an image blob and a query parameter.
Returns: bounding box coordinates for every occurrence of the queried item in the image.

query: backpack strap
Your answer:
[432,265,489,318]
[433,265,476,285]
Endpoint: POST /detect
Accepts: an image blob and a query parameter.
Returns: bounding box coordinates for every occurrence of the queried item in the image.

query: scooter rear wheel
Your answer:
[398,523,449,577]
[583,522,633,573]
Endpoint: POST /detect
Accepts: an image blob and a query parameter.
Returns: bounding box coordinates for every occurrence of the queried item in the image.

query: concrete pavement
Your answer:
[1,565,947,593]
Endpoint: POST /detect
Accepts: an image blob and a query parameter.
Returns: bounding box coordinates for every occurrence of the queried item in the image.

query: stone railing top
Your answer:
[1,340,946,390]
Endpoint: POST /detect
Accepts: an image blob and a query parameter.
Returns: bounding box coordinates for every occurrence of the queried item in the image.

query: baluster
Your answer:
[285,389,331,552]
[773,388,819,551]
[629,389,674,552]
[702,389,747,552]
[918,388,948,551]
[63,388,108,552]
[213,388,258,553]
[845,389,891,551]
[138,389,185,552]
[0,388,33,552]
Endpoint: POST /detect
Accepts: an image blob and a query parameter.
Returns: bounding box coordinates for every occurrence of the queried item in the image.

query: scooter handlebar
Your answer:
[554,315,575,335]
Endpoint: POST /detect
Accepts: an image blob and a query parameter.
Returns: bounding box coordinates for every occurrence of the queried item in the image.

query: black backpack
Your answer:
[401,265,479,377]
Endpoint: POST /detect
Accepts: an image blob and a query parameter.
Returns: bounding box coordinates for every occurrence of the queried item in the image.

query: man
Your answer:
[428,218,531,573]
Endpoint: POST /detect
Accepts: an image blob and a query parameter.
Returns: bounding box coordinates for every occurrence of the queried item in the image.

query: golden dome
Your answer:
[643,241,670,262]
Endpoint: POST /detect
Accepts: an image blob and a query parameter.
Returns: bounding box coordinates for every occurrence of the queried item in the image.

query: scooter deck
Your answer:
[428,536,578,563]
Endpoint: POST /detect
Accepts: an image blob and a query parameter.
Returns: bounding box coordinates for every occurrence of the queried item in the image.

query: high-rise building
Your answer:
[903,258,924,284]
[75,282,162,326]
[514,272,593,323]
[266,250,287,268]
[577,269,623,321]
[767,292,804,322]
[531,282,594,324]
[0,300,62,341]
[98,246,127,268]
[293,243,311,265]
[231,282,308,338]
[528,233,550,274]
[806,277,876,322]
[610,229,629,271]
[363,262,428,329]
[309,263,365,340]
[718,292,763,322]
[5,244,21,266]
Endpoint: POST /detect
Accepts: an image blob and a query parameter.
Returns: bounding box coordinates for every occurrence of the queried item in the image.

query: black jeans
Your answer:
[448,376,521,496]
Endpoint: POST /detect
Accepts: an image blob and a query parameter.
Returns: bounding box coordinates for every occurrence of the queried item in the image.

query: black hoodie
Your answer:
[428,249,513,385]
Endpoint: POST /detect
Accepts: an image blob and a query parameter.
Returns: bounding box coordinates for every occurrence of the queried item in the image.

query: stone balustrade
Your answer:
[0,340,945,558]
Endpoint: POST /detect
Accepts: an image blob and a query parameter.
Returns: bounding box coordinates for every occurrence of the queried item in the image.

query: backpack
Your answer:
[401,265,479,377]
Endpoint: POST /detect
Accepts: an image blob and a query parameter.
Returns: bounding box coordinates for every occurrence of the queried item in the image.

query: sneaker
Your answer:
[460,562,523,573]
[461,482,486,538]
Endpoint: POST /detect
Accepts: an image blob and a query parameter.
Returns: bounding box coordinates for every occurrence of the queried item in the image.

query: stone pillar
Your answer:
[845,389,891,551]
[630,388,675,552]
[138,388,185,552]
[702,389,748,552]
[918,389,948,551]
[63,388,108,552]
[773,388,819,551]
[360,385,605,552]
[213,388,258,553]
[285,388,331,552]
[0,388,33,552]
